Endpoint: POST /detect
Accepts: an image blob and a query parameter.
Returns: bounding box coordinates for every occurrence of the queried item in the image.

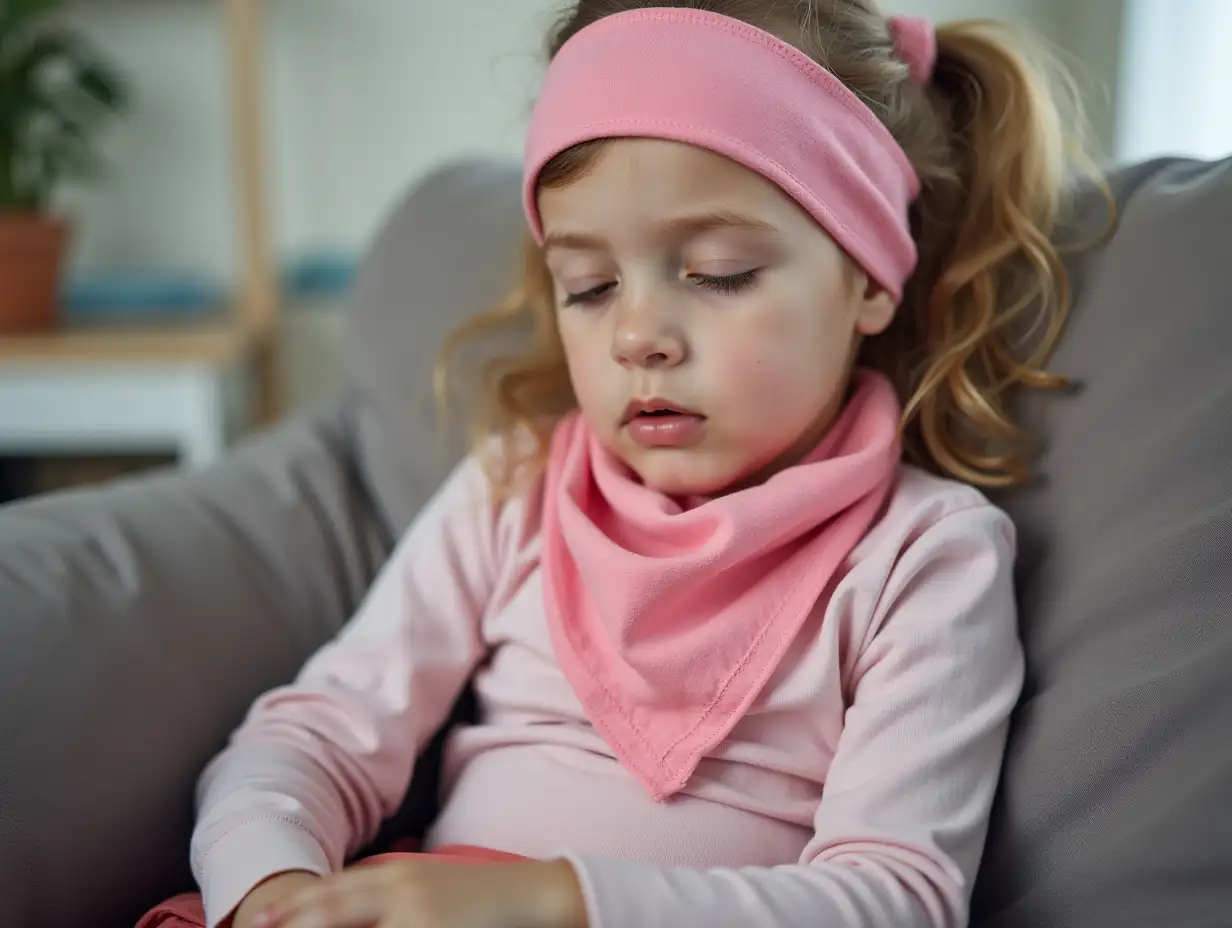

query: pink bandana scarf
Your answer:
[541,370,903,799]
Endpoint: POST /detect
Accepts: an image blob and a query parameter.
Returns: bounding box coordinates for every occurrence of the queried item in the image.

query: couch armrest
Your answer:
[0,406,390,928]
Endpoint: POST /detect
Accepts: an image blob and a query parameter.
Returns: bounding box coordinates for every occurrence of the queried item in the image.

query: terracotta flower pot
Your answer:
[0,213,71,333]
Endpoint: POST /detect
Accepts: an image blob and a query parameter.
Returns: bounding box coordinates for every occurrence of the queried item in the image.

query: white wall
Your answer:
[61,0,1063,283]
[59,0,553,279]
[1047,0,1124,159]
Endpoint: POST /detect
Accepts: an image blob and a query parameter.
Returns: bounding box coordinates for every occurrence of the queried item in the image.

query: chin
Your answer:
[626,454,747,499]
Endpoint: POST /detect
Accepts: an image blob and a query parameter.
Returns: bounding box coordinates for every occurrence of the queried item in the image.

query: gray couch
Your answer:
[2,155,1230,928]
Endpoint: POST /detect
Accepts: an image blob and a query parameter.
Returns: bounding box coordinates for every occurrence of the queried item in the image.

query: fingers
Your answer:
[259,869,390,928]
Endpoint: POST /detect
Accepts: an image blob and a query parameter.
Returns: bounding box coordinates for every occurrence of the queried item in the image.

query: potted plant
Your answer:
[0,0,128,332]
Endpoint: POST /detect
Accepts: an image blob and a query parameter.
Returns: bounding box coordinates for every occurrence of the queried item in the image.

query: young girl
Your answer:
[139,2,1091,926]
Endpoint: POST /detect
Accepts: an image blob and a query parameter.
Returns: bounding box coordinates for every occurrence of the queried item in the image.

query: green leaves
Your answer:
[0,4,128,212]
[0,0,66,37]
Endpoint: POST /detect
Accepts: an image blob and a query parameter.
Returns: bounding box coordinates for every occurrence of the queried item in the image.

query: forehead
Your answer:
[537,138,806,234]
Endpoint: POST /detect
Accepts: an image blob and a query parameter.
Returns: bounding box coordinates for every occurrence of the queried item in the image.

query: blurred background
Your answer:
[0,0,1227,503]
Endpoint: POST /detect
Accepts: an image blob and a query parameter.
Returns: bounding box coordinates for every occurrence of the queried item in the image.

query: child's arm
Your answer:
[555,501,1022,928]
[189,453,513,928]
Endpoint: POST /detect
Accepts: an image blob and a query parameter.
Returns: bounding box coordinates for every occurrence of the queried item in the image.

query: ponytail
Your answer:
[866,20,1108,487]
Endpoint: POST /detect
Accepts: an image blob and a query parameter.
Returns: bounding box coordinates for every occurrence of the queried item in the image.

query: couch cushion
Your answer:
[0,409,389,928]
[972,156,1232,926]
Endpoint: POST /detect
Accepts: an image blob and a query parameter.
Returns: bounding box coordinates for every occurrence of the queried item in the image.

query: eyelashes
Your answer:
[562,271,760,307]
[562,282,615,307]
[694,270,758,296]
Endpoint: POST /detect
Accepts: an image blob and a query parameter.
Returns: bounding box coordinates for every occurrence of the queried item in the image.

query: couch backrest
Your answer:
[343,158,525,535]
[973,156,1232,926]
[343,155,1232,927]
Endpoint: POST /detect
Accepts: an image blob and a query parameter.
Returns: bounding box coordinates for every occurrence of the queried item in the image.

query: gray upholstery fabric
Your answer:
[0,410,389,927]
[971,156,1232,926]
[344,157,526,536]
[1,154,1230,928]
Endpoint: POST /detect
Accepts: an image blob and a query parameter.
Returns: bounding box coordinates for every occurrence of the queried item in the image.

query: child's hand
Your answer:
[254,858,587,928]
[231,871,322,928]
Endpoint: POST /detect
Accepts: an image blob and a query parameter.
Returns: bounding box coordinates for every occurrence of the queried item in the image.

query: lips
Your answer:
[621,398,707,449]
[621,397,704,425]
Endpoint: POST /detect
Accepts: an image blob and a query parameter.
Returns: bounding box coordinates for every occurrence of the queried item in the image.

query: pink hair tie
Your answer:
[888,15,937,87]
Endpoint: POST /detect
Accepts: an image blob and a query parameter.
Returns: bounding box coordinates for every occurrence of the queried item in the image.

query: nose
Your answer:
[611,301,687,369]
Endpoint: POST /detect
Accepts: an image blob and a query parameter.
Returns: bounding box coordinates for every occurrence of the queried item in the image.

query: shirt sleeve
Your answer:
[559,502,1024,928]
[190,453,504,927]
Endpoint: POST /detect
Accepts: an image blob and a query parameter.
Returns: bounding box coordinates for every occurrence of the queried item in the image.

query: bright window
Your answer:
[1117,0,1232,161]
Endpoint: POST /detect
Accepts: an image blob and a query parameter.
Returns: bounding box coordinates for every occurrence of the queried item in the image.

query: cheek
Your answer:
[715,297,849,412]
[720,350,824,436]
[558,317,608,407]
[721,349,789,405]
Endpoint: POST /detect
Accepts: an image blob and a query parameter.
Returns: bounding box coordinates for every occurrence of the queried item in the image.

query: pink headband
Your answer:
[523,9,931,303]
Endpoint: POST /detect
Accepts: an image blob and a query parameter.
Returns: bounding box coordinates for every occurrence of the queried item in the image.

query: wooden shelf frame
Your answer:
[225,0,281,422]
[0,320,247,365]
[0,0,283,422]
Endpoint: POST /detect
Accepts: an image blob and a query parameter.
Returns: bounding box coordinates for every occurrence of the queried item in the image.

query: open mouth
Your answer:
[622,397,703,424]
[621,398,707,448]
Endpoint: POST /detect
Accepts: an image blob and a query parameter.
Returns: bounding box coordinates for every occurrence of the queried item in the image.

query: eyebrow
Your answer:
[541,210,782,252]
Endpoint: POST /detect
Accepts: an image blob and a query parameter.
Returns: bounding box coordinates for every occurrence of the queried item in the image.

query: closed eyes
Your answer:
[562,271,760,307]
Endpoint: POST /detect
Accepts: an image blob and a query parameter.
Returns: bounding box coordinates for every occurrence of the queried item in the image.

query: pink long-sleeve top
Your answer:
[191,452,1023,928]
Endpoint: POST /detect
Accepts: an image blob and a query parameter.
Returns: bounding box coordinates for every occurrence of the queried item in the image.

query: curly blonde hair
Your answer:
[437,0,1109,496]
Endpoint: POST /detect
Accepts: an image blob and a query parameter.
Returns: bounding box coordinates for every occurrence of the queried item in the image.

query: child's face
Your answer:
[539,139,895,497]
